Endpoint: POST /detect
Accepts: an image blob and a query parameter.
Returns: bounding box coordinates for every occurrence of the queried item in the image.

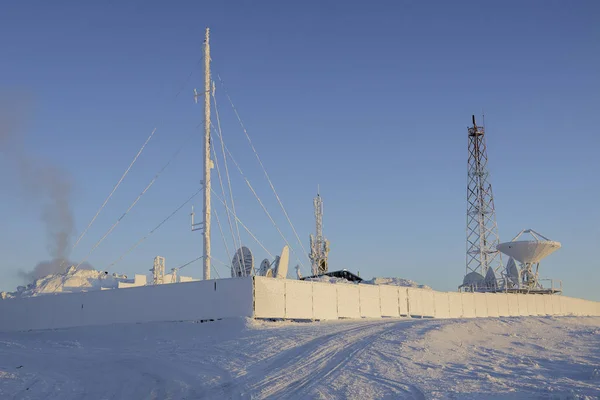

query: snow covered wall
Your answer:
[1,276,599,332]
[0,277,253,332]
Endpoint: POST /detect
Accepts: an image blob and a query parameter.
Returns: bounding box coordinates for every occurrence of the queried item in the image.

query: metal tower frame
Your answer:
[464,115,502,289]
[309,190,330,276]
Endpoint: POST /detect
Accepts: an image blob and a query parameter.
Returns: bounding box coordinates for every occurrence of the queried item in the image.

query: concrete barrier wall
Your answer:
[0,278,254,332]
[312,281,338,320]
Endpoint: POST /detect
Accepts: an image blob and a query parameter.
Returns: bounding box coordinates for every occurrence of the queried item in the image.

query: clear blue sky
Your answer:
[1,1,598,300]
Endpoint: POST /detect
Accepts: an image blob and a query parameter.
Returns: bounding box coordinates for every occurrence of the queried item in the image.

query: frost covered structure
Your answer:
[1,276,599,332]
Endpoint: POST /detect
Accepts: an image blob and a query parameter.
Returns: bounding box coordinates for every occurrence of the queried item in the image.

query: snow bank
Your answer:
[1,267,136,299]
[364,277,432,290]
[304,275,431,289]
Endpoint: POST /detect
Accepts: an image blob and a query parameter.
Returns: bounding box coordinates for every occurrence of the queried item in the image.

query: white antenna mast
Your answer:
[193,27,213,280]
[203,27,212,280]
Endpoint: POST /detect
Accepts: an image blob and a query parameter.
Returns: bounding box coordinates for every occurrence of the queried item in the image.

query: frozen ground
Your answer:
[1,316,599,399]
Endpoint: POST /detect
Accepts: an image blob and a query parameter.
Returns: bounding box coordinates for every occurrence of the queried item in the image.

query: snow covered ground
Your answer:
[1,316,599,399]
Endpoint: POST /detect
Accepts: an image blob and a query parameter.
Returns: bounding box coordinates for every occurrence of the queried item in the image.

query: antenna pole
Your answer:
[203,27,212,280]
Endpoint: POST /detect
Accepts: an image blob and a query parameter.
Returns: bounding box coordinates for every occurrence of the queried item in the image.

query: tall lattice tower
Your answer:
[463,115,503,291]
[309,191,330,276]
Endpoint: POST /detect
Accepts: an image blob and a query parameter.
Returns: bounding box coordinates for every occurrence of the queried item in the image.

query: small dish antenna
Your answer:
[231,246,254,278]
[258,259,270,276]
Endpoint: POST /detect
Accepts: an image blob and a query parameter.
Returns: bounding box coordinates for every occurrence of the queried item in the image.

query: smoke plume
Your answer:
[1,97,80,282]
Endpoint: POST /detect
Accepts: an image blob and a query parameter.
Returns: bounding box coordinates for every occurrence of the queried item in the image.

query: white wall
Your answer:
[379,285,400,317]
[359,285,381,318]
[3,276,599,332]
[0,278,254,332]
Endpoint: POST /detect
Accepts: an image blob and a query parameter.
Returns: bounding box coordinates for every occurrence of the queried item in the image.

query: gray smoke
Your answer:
[1,98,81,282]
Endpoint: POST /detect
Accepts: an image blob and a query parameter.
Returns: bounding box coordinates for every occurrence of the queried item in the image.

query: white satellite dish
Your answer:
[496,229,561,264]
[484,267,498,289]
[506,257,519,287]
[271,256,281,277]
[462,271,484,288]
[275,245,289,279]
[231,246,254,277]
[258,259,270,276]
[496,229,561,290]
[265,268,273,278]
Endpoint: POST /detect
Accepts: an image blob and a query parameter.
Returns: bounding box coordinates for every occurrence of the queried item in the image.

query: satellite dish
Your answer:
[506,257,519,287]
[462,271,484,288]
[231,246,254,277]
[271,256,281,278]
[484,267,497,289]
[258,259,270,276]
[275,246,289,279]
[496,229,561,264]
[265,269,273,278]
[497,229,561,290]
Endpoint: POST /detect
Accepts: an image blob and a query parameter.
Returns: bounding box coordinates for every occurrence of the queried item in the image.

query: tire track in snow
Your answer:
[211,320,423,399]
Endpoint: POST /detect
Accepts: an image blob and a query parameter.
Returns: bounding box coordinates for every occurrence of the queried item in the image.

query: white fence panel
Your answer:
[254,277,285,318]
[474,293,488,318]
[407,288,423,317]
[448,292,463,318]
[550,295,562,316]
[485,294,500,318]
[421,290,435,318]
[379,285,399,317]
[461,293,476,318]
[543,296,554,315]
[534,295,546,315]
[517,294,529,316]
[496,294,510,317]
[312,282,338,320]
[285,280,313,319]
[434,292,450,319]
[507,294,519,317]
[399,288,409,316]
[337,284,360,318]
[527,295,538,316]
[359,285,381,318]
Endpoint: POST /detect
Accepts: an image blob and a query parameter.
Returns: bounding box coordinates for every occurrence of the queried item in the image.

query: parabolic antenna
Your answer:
[231,246,254,277]
[484,267,497,289]
[258,259,270,276]
[496,229,561,264]
[506,257,519,287]
[275,245,289,279]
[462,271,484,287]
[271,256,281,277]
[265,268,273,278]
